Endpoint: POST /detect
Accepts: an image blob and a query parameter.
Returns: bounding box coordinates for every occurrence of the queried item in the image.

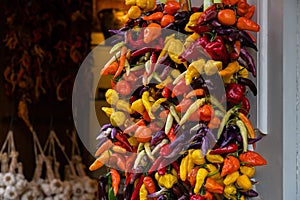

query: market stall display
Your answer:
[90,0,266,199]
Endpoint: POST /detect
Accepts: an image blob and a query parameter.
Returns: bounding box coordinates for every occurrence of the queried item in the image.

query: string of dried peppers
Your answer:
[91,0,266,199]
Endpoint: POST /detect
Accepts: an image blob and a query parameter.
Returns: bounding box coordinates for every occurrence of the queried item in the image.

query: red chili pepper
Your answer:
[130,47,153,57]
[158,166,167,175]
[210,143,238,154]
[197,5,217,25]
[147,52,158,76]
[115,133,133,152]
[241,96,250,115]
[130,174,145,200]
[187,25,210,34]
[167,127,176,142]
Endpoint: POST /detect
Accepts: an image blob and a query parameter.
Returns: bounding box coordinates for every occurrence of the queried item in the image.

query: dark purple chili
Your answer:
[211,20,222,27]
[204,10,218,22]
[188,25,210,34]
[240,47,256,77]
[241,189,259,197]
[238,30,257,49]
[98,175,108,200]
[215,28,236,35]
[150,130,167,146]
[238,77,257,96]
[157,195,168,200]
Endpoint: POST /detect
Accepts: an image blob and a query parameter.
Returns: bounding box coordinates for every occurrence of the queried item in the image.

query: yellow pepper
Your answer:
[151,98,167,112]
[125,0,136,5]
[206,150,224,163]
[236,174,252,191]
[102,107,115,117]
[105,89,119,105]
[128,137,139,147]
[142,91,155,119]
[239,195,246,200]
[185,59,206,85]
[131,99,145,115]
[194,168,208,194]
[191,149,205,165]
[240,166,255,178]
[224,184,237,200]
[168,39,185,64]
[156,75,172,89]
[155,173,178,189]
[116,100,132,113]
[184,32,200,48]
[180,156,189,181]
[238,65,249,78]
[127,6,142,19]
[223,171,240,186]
[139,184,148,200]
[204,60,223,76]
[219,61,240,77]
[185,12,202,32]
[110,111,126,127]
[206,164,223,185]
[187,150,195,173]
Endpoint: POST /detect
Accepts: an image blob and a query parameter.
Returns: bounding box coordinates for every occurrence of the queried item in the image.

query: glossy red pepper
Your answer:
[204,36,229,63]
[210,143,238,154]
[241,96,250,115]
[226,83,246,104]
[190,194,205,200]
[161,86,171,98]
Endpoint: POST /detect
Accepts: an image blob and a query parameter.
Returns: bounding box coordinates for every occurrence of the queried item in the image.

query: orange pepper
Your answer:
[204,177,224,194]
[143,12,164,21]
[110,168,121,196]
[163,1,181,15]
[208,116,221,129]
[237,17,260,32]
[113,46,127,79]
[101,61,119,75]
[221,155,240,177]
[134,126,153,143]
[217,9,237,26]
[239,151,267,166]
[160,14,175,28]
[199,104,214,122]
[185,88,205,98]
[143,23,162,44]
[175,98,193,112]
[143,176,157,200]
[222,0,239,5]
[187,167,199,187]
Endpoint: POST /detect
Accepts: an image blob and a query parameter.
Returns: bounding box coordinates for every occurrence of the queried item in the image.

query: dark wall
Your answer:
[0,1,99,180]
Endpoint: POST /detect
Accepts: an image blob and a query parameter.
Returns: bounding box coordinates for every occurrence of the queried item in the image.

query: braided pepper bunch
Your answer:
[90,0,267,199]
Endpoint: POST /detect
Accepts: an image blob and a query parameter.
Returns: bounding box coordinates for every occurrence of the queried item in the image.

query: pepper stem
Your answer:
[203,0,213,11]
